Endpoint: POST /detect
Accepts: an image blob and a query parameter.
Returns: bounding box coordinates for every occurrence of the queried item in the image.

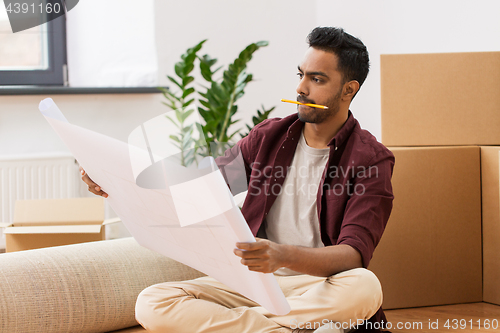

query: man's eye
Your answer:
[313,77,321,83]
[297,73,303,79]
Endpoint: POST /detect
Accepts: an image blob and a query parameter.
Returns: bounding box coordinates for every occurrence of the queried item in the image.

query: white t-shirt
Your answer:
[265,130,330,275]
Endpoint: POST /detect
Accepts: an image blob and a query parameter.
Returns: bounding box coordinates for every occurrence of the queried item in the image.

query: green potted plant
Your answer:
[160,39,275,165]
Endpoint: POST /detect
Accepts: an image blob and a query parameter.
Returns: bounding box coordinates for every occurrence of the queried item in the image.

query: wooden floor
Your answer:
[385,303,500,332]
[108,326,145,333]
[109,303,500,332]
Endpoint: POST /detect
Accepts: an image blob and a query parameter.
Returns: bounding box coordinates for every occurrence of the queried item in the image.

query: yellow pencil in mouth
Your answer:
[281,99,329,109]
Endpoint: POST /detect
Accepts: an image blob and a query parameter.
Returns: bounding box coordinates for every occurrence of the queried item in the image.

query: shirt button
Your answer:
[335,147,338,151]
[282,146,285,149]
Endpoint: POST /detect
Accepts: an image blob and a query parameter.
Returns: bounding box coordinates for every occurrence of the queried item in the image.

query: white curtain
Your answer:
[66,0,158,87]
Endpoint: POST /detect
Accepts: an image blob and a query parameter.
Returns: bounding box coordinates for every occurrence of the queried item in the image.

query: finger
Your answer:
[79,166,85,175]
[247,265,267,273]
[81,173,94,186]
[87,186,109,198]
[234,248,267,259]
[235,240,266,251]
[82,175,108,198]
[233,248,243,258]
[240,258,264,266]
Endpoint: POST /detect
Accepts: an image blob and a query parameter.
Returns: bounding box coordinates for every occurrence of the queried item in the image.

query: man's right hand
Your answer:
[80,166,108,198]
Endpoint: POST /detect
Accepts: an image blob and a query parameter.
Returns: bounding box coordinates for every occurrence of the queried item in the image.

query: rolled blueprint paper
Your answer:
[38,98,291,315]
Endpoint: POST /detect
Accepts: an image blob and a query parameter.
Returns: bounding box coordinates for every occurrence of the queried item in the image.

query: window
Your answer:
[0,4,66,86]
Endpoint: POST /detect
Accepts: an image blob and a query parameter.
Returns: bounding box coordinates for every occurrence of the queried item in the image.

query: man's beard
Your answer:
[297,90,341,124]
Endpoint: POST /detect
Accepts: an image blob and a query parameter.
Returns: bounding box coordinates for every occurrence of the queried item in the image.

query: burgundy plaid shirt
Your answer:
[216,111,395,331]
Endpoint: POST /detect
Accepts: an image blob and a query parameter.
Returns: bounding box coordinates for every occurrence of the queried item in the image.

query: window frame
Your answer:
[0,14,66,86]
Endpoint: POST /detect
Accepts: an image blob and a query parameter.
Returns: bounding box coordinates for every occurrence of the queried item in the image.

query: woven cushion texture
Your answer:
[0,237,205,333]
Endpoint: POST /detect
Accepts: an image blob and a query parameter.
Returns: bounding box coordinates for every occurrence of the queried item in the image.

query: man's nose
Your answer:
[296,78,308,96]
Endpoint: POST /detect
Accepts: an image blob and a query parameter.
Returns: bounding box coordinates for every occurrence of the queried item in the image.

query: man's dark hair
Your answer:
[307,27,370,88]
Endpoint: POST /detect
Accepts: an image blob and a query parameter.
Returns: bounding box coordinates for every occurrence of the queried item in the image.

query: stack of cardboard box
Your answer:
[2,197,118,252]
[369,52,500,309]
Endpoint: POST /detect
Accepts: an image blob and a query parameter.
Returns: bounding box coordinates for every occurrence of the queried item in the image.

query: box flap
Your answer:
[103,217,121,225]
[0,222,12,228]
[4,224,103,234]
[13,197,105,226]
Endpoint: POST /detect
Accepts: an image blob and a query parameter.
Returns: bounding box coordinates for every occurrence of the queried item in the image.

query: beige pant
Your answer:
[135,268,382,333]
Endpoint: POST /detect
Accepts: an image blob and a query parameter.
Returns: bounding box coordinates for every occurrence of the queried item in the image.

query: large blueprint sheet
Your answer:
[39,98,290,315]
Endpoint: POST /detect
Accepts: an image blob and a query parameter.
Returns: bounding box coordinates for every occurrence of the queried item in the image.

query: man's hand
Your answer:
[79,166,108,198]
[233,237,287,274]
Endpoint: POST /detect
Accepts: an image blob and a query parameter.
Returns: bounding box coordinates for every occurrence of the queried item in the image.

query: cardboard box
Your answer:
[369,146,482,309]
[381,52,500,146]
[2,197,117,252]
[480,147,500,306]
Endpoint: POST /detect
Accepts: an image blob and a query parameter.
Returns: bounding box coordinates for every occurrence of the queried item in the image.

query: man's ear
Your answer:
[342,80,360,101]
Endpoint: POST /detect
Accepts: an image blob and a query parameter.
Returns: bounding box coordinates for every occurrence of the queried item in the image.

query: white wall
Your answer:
[317,0,500,141]
[0,0,320,246]
[0,0,319,156]
[4,0,500,168]
[155,0,318,124]
[0,94,167,156]
[3,0,500,245]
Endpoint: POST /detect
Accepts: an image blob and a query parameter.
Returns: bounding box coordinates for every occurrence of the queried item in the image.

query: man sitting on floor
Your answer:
[82,26,395,333]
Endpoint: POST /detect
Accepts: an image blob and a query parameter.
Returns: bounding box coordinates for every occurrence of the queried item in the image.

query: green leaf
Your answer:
[181,109,195,122]
[174,62,184,78]
[213,65,223,75]
[185,148,195,158]
[210,83,226,105]
[165,115,180,128]
[234,91,245,101]
[199,99,210,109]
[198,107,209,119]
[157,87,169,94]
[234,58,243,69]
[175,109,183,123]
[228,130,242,141]
[181,125,193,134]
[192,39,207,53]
[161,101,176,110]
[182,98,195,108]
[165,94,181,103]
[184,53,196,66]
[201,54,218,67]
[200,62,213,81]
[167,76,183,90]
[183,63,195,76]
[169,135,181,143]
[182,87,195,99]
[182,132,192,150]
[182,76,195,86]
[162,99,178,110]
[230,104,238,116]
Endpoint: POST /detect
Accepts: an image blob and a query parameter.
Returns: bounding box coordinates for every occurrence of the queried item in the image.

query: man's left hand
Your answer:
[233,238,286,273]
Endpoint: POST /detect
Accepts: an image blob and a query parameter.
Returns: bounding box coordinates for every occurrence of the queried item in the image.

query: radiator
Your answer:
[0,153,83,227]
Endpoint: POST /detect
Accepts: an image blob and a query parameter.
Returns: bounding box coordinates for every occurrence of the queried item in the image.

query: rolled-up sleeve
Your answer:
[215,128,257,195]
[336,150,395,268]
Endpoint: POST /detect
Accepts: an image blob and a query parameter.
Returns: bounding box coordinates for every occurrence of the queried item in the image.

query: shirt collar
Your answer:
[286,111,356,149]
